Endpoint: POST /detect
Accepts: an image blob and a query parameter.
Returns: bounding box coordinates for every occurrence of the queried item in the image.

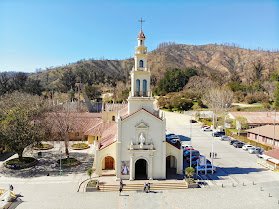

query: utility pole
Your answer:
[273,109,277,150]
[190,115,192,168]
[212,112,215,174]
[224,104,228,135]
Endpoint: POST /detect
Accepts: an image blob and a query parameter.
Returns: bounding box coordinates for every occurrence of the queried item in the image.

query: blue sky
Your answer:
[0,0,278,72]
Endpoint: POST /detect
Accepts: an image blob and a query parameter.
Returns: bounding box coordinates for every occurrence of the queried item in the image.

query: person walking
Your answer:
[215,153,217,158]
[119,180,123,196]
[210,152,212,158]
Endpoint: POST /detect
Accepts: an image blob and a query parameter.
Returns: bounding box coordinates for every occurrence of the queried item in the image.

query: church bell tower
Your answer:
[128,20,155,114]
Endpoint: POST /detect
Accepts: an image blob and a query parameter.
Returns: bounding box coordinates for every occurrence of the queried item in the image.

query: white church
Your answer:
[90,28,183,180]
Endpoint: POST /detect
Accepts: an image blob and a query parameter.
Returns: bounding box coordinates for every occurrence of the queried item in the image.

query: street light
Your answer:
[211,112,215,174]
[224,104,228,135]
[273,109,277,150]
[190,115,192,168]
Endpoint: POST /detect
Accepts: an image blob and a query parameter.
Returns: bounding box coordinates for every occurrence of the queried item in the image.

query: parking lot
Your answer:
[165,111,279,187]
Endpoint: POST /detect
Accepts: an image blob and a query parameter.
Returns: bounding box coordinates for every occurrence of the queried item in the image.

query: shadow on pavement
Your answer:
[205,167,267,181]
[0,152,16,162]
[177,135,191,141]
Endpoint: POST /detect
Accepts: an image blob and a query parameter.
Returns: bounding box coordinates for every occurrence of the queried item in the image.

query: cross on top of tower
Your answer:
[138,17,145,30]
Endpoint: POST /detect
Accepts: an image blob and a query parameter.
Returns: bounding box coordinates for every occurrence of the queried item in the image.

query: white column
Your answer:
[149,155,153,180]
[129,155,134,181]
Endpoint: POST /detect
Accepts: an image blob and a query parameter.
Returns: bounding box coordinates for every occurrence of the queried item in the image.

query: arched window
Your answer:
[140,40,143,46]
[139,60,144,68]
[136,79,140,96]
[112,116,115,121]
[143,79,147,97]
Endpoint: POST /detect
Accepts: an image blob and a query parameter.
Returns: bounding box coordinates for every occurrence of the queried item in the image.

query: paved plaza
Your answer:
[1,111,279,209]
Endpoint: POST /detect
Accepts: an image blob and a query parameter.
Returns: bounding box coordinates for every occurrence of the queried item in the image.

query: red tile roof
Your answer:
[247,125,279,140]
[264,149,279,160]
[137,30,145,39]
[122,108,162,121]
[104,103,127,112]
[229,112,279,125]
[99,123,118,150]
[85,122,115,136]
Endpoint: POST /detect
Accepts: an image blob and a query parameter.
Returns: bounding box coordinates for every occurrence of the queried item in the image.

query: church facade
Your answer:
[92,29,183,180]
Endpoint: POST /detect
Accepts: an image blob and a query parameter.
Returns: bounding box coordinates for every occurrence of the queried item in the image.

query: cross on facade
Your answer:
[138,17,145,30]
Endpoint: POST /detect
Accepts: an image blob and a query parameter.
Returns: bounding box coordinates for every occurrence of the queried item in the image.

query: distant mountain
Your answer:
[29,44,279,88]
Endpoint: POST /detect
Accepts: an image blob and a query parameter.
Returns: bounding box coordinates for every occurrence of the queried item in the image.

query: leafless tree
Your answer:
[47,103,78,159]
[203,87,234,115]
[184,76,217,94]
[262,81,277,98]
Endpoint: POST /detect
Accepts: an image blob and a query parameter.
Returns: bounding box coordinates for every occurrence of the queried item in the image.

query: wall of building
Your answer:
[118,110,167,179]
[247,132,279,148]
[166,143,183,174]
[102,111,117,123]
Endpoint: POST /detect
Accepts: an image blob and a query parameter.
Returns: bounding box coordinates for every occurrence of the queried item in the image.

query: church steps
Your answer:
[98,182,188,192]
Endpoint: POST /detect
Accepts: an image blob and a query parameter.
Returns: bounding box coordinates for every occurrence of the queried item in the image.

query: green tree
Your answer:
[87,168,93,179]
[185,167,195,182]
[60,69,76,92]
[85,85,102,100]
[0,92,49,161]
[274,82,279,107]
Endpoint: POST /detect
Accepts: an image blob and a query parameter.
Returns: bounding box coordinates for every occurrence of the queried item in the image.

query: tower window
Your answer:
[136,79,140,96]
[139,60,144,68]
[143,79,147,97]
[140,40,143,46]
[112,116,115,121]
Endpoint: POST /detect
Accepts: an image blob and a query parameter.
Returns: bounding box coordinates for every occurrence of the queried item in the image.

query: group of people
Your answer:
[119,180,152,195]
[143,182,151,193]
[210,152,217,158]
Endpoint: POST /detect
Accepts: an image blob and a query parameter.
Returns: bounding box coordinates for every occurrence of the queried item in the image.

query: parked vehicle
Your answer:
[230,140,239,145]
[203,127,212,131]
[242,144,254,151]
[184,150,200,158]
[190,119,197,123]
[166,133,175,138]
[170,135,181,142]
[196,164,217,173]
[201,125,210,129]
[184,147,195,151]
[221,135,231,141]
[182,144,193,149]
[248,147,262,154]
[233,142,245,148]
[187,156,199,162]
[212,131,226,137]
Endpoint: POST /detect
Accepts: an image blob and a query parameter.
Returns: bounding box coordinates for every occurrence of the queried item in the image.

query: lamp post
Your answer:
[211,112,215,174]
[224,104,228,135]
[190,115,192,168]
[273,109,277,150]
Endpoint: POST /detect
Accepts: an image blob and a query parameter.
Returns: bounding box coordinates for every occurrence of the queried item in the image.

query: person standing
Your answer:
[215,153,217,158]
[10,185,13,191]
[119,180,123,196]
[210,152,212,158]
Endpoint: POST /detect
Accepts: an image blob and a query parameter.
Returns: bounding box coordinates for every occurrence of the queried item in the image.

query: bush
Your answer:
[60,158,77,165]
[6,157,35,165]
[245,92,269,104]
[71,143,89,148]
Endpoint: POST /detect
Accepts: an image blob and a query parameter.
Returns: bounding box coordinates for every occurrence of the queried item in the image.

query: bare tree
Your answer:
[184,76,217,94]
[203,87,234,114]
[47,104,78,159]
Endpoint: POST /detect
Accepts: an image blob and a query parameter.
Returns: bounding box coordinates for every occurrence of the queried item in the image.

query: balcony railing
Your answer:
[131,91,152,97]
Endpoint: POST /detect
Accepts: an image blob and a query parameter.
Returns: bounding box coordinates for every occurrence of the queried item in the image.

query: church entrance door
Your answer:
[166,155,177,178]
[105,156,114,169]
[135,159,147,180]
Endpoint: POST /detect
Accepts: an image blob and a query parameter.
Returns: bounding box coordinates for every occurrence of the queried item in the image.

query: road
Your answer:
[165,110,279,187]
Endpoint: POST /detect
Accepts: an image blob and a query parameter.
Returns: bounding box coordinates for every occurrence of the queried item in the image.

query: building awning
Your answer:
[267,158,279,165]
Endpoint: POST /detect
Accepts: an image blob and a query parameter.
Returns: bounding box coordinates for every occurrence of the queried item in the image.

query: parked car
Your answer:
[187,155,199,162]
[248,147,262,154]
[184,150,200,158]
[196,164,217,173]
[221,135,231,141]
[242,144,254,151]
[230,140,239,145]
[233,142,245,148]
[184,147,195,151]
[212,131,226,137]
[203,127,212,132]
[190,119,197,123]
[182,144,193,149]
[201,125,210,129]
[166,133,175,138]
[170,135,181,142]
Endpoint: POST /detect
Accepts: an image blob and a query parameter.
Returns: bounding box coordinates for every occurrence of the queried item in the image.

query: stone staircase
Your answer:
[98,182,188,192]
